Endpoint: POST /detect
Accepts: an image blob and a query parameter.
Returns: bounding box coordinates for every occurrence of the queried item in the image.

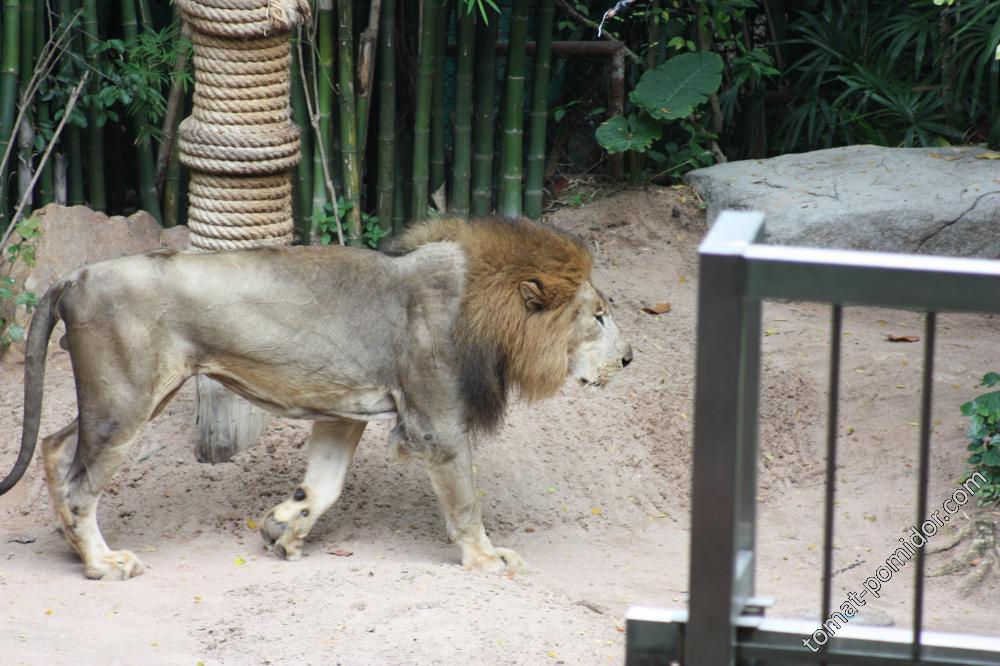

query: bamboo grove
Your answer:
[0,0,564,244]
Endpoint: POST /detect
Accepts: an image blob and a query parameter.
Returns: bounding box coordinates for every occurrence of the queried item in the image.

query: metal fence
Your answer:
[625,210,1000,665]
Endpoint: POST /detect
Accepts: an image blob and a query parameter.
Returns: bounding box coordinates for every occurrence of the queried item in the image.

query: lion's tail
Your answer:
[0,282,64,495]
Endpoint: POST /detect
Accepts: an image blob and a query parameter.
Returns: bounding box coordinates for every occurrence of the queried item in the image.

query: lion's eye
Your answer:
[595,314,605,326]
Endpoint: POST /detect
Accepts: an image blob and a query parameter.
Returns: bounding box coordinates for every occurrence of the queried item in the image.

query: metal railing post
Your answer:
[687,211,764,666]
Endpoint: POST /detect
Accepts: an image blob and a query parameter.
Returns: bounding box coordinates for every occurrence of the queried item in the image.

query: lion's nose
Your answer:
[622,348,633,367]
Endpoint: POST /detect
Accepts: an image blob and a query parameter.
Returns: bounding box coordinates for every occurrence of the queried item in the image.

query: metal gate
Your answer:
[625,211,1000,665]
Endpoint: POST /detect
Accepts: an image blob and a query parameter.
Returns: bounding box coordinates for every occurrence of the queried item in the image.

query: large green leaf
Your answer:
[595,114,662,154]
[631,52,724,121]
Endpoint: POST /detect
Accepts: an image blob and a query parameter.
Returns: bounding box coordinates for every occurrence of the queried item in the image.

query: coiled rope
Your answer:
[176,0,310,250]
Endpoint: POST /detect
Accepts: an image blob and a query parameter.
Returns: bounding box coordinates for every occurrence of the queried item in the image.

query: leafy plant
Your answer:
[596,51,723,181]
[777,0,1000,152]
[73,25,191,141]
[960,371,1000,505]
[312,197,385,249]
[1,217,41,349]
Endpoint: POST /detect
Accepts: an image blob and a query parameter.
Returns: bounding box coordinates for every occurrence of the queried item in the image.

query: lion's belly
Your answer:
[203,364,398,423]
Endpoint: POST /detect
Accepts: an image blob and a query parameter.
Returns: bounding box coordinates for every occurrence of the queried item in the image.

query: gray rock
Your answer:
[1,205,181,356]
[685,145,1000,258]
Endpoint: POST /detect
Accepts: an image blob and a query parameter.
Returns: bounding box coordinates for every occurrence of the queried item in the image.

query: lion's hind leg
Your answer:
[45,411,150,581]
[261,419,365,560]
[425,440,525,573]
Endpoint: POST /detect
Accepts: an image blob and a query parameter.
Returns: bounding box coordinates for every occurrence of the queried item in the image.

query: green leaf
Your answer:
[0,287,12,299]
[631,52,724,121]
[983,448,1000,467]
[596,114,662,155]
[14,292,38,308]
[6,324,24,342]
[983,372,1000,387]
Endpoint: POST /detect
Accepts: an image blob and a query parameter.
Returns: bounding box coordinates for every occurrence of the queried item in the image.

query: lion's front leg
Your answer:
[261,420,365,560]
[425,441,524,573]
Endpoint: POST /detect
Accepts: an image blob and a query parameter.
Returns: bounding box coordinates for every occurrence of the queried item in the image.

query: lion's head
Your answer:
[399,217,632,433]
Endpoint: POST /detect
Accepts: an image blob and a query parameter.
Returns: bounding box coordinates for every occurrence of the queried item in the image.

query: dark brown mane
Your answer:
[399,217,592,433]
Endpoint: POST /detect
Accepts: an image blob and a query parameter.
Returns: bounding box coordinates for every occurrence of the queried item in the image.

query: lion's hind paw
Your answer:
[84,549,145,581]
[465,547,525,574]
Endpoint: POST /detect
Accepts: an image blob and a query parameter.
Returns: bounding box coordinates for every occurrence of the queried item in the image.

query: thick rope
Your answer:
[177,0,309,250]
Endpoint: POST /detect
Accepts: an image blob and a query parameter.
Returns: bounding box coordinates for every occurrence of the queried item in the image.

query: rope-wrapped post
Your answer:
[176,0,310,463]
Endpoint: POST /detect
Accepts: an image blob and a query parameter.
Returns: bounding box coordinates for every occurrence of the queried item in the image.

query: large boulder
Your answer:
[685,144,1000,258]
[1,205,188,356]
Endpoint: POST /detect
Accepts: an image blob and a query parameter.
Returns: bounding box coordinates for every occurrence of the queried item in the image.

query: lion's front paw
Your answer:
[84,549,145,581]
[464,546,525,573]
[260,510,304,561]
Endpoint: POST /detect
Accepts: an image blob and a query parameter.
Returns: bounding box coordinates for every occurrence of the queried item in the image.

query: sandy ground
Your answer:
[1,186,999,665]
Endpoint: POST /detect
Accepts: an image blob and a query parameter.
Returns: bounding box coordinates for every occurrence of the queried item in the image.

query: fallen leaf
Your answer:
[246,518,258,530]
[193,596,202,603]
[548,651,559,659]
[887,334,920,342]
[330,549,353,557]
[616,626,625,633]
[971,557,983,566]
[591,507,603,516]
[928,153,961,161]
[234,557,246,566]
[641,302,671,315]
[45,609,53,616]
[976,151,1000,160]
[763,328,778,337]
[524,527,536,533]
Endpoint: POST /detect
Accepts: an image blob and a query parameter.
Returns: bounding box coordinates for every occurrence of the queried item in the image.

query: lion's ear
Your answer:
[519,279,547,312]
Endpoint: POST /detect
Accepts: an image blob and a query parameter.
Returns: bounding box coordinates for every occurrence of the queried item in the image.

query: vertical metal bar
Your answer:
[912,312,936,659]
[820,305,842,658]
[734,297,762,601]
[688,248,750,666]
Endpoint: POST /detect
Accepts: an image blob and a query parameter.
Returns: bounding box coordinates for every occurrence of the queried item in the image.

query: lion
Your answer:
[0,216,632,581]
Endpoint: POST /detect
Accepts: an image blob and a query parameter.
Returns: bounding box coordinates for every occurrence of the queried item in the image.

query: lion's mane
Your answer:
[398,217,592,433]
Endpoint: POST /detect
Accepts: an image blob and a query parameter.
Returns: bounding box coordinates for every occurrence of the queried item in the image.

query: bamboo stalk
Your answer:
[58,0,84,205]
[136,0,154,29]
[121,0,162,222]
[393,135,405,233]
[375,0,396,234]
[470,9,498,217]
[290,34,313,243]
[524,0,553,220]
[155,7,188,195]
[410,0,441,222]
[311,1,334,232]
[336,0,362,246]
[162,88,184,229]
[16,0,35,209]
[81,0,105,210]
[34,0,54,206]
[355,0,381,176]
[450,2,474,218]
[0,0,18,230]
[498,0,529,218]
[429,0,447,201]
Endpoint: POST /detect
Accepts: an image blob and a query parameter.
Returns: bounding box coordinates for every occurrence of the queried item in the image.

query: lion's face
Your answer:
[567,282,633,387]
